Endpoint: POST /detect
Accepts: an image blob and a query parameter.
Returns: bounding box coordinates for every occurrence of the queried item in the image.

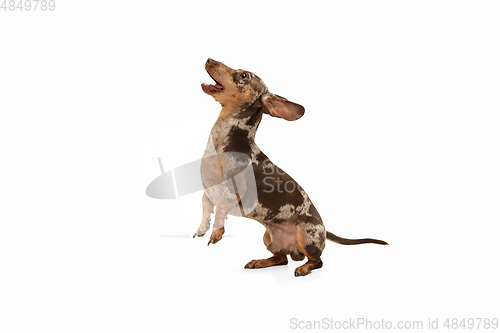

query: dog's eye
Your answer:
[241,73,248,79]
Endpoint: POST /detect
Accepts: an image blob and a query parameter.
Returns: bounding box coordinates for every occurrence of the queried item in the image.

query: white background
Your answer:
[1,1,499,332]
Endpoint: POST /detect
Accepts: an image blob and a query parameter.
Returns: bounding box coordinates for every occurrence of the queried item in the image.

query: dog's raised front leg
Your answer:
[193,193,214,238]
[207,179,247,245]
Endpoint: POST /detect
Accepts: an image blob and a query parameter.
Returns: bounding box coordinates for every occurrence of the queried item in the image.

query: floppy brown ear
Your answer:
[261,92,305,121]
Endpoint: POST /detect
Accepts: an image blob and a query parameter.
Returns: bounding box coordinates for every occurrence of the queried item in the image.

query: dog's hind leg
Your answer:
[244,230,288,269]
[294,222,326,277]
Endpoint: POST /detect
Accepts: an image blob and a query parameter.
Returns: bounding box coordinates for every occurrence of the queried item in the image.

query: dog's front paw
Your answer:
[193,220,211,238]
[193,229,207,238]
[207,227,224,245]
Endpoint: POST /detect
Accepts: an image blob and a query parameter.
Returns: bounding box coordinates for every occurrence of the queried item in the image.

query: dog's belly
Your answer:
[265,222,300,255]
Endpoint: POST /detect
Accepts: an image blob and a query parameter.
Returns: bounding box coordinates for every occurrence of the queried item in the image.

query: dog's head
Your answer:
[202,59,304,121]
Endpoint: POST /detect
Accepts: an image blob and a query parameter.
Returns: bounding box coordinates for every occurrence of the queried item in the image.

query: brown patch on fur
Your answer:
[223,127,251,154]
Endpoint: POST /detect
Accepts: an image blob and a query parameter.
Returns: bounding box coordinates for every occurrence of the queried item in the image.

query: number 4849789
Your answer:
[1,0,55,11]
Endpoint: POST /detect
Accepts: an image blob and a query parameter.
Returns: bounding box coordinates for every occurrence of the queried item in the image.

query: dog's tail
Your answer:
[326,231,388,245]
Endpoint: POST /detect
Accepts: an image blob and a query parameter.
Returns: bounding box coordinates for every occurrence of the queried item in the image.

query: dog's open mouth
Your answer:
[202,71,224,93]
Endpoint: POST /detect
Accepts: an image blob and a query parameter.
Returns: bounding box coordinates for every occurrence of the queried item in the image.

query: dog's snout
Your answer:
[206,58,215,66]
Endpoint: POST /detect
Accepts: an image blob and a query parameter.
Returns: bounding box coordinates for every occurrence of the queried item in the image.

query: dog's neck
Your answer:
[210,106,264,151]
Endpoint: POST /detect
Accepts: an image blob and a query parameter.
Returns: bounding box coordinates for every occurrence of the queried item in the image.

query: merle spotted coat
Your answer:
[194,59,387,277]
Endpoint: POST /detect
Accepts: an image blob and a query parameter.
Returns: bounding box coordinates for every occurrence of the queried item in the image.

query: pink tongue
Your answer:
[202,83,223,92]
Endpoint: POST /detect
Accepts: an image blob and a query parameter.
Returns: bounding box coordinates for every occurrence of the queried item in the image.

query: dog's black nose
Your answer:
[206,58,215,65]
